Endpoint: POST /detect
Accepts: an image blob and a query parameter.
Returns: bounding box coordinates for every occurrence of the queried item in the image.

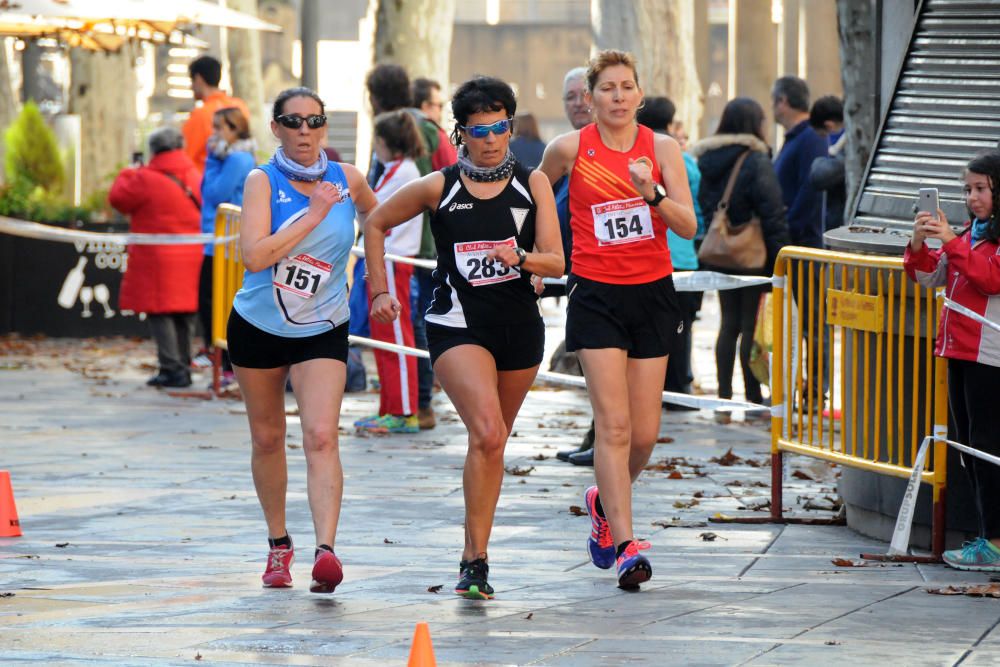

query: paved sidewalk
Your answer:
[1,326,998,666]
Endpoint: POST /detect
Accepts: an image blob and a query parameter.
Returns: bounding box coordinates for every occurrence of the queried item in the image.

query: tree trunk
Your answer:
[591,0,703,141]
[69,45,138,199]
[836,0,877,220]
[226,0,270,155]
[0,40,19,182]
[372,0,456,86]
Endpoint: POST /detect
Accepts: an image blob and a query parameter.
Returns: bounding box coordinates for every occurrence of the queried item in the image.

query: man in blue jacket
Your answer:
[772,76,831,408]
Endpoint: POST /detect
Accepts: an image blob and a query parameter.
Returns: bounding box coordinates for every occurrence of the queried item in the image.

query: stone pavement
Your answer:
[2,303,1000,666]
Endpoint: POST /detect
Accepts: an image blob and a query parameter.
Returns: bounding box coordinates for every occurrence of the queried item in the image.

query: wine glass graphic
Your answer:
[93,284,115,318]
[79,286,94,318]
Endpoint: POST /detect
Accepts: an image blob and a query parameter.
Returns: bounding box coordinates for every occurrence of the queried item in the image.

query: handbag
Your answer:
[697,150,767,270]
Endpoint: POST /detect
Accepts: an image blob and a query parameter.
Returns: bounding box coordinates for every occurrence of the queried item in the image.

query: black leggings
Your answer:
[948,358,1000,538]
[716,285,766,403]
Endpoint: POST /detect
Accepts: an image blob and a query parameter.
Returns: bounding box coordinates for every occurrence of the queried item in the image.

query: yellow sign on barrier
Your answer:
[827,289,884,333]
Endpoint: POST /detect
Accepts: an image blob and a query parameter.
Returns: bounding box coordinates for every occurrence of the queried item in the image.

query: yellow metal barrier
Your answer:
[210,204,244,393]
[770,246,949,555]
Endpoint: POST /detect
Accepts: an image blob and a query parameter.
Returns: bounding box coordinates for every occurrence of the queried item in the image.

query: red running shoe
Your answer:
[262,544,294,588]
[310,549,344,593]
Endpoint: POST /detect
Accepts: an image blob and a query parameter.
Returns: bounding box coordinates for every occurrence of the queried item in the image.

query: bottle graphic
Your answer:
[57,256,88,309]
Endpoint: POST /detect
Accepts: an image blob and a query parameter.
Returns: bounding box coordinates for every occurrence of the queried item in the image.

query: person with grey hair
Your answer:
[109,127,204,388]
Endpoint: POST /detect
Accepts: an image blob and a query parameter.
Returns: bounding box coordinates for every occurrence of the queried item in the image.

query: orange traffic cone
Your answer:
[407,622,436,667]
[0,471,21,537]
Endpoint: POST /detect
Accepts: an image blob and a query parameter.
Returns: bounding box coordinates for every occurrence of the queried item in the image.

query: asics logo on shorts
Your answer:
[449,202,474,212]
[677,321,684,334]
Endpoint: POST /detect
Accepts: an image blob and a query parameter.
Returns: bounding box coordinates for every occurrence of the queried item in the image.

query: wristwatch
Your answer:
[514,247,527,267]
[644,184,666,207]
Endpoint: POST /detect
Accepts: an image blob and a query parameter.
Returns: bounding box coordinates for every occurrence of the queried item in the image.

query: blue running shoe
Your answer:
[585,486,615,569]
[616,539,652,589]
[943,537,1000,572]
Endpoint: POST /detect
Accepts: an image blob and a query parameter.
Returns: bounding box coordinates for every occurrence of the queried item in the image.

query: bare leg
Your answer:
[289,358,347,548]
[627,356,669,481]
[233,364,289,540]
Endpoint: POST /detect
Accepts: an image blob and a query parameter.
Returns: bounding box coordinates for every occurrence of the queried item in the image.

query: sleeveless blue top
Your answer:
[232,162,355,337]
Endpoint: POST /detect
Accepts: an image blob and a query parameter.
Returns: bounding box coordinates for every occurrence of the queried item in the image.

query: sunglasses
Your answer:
[459,118,514,139]
[276,114,327,130]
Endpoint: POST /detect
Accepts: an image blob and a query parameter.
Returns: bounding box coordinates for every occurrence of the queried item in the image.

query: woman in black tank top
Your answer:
[365,77,564,599]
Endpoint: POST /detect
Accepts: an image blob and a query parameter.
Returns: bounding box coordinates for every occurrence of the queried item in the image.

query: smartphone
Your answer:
[131,151,144,166]
[918,187,939,214]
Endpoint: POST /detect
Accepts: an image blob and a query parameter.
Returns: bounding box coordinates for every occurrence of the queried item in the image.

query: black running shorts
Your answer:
[426,318,545,371]
[227,309,349,368]
[564,273,682,359]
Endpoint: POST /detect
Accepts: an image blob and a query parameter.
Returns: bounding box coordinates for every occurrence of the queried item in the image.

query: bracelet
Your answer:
[371,291,389,301]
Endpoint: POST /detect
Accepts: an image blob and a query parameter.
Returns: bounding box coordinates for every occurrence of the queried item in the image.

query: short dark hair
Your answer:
[809,95,844,129]
[272,86,325,120]
[366,64,412,114]
[715,97,766,141]
[412,77,441,109]
[374,110,426,160]
[772,75,810,112]
[188,56,222,88]
[449,76,517,145]
[636,96,676,132]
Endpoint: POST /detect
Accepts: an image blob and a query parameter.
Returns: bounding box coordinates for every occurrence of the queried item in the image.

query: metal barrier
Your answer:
[769,246,949,555]
[210,204,245,393]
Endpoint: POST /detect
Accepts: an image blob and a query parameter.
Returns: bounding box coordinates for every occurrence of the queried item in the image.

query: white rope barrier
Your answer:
[0,216,236,245]
[943,296,1000,335]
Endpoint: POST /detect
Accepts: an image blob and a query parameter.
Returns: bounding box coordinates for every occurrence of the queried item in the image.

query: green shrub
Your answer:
[4,101,64,193]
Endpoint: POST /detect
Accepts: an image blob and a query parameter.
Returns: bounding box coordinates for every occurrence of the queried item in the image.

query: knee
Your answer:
[468,418,508,458]
[596,418,630,449]
[302,425,339,454]
[252,427,286,456]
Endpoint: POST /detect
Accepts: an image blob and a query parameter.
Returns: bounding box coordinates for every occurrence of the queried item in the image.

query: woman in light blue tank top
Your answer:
[228,87,378,594]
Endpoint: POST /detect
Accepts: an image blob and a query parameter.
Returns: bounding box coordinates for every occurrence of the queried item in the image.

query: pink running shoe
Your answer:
[262,544,294,588]
[585,486,615,569]
[310,549,344,593]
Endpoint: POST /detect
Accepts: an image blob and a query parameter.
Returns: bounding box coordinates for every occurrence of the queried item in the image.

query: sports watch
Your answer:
[514,247,527,267]
[644,184,667,207]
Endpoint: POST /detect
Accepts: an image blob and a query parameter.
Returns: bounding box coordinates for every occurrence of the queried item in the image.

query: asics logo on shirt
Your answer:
[449,202,474,212]
[277,189,292,204]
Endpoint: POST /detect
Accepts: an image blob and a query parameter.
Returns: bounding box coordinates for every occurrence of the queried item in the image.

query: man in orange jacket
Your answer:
[182,56,251,175]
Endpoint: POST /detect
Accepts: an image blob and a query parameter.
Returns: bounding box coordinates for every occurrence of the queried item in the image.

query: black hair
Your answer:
[965,149,1000,242]
[715,97,766,141]
[272,86,325,120]
[188,56,222,88]
[636,96,676,132]
[373,110,426,160]
[809,95,844,130]
[772,75,810,112]
[412,77,441,110]
[366,64,412,114]
[449,76,517,146]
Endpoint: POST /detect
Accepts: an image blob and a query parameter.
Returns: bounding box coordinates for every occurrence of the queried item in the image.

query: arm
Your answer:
[487,170,565,278]
[108,168,143,215]
[342,162,378,227]
[538,132,580,186]
[938,230,1000,296]
[786,135,828,242]
[752,154,790,268]
[366,172,445,322]
[630,134,697,240]
[240,170,342,273]
[202,155,248,205]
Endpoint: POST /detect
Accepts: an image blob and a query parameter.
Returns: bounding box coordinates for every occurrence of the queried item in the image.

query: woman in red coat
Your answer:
[110,127,204,388]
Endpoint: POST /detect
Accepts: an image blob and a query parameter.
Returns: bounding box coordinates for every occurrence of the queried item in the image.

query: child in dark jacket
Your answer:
[905,150,1000,571]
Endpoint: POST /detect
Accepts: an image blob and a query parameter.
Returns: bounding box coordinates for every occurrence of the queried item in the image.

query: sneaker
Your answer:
[262,543,294,588]
[353,414,380,428]
[365,414,419,434]
[417,406,436,430]
[943,537,1000,572]
[191,353,212,370]
[310,549,344,593]
[456,557,494,600]
[616,540,652,589]
[584,486,615,569]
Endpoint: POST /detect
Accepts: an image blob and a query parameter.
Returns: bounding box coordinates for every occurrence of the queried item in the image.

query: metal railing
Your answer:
[210,204,244,392]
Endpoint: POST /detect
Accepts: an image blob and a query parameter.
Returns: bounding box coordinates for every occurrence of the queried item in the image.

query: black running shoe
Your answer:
[455,557,494,600]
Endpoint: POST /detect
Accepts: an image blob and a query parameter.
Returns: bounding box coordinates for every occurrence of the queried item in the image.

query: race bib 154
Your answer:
[592,196,654,246]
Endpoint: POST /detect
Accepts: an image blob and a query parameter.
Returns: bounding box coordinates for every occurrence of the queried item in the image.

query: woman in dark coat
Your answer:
[110,127,203,388]
[689,97,789,404]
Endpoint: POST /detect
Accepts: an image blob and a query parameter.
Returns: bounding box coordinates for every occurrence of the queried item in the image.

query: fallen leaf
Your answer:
[531,454,548,461]
[668,471,683,479]
[652,519,708,528]
[673,499,700,509]
[710,448,741,466]
[524,612,534,620]
[568,505,587,516]
[700,532,726,541]
[656,436,674,444]
[792,470,814,480]
[927,584,1000,598]
[825,640,841,646]
[195,653,203,661]
[383,538,397,544]
[0,592,14,598]
[427,585,443,593]
[55,542,69,548]
[505,465,535,476]
[287,443,301,449]
[693,491,704,498]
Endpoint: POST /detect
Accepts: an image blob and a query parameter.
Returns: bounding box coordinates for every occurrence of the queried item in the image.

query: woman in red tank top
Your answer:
[540,50,696,590]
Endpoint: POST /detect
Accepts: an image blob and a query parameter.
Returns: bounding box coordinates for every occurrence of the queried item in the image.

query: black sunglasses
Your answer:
[276,114,327,130]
